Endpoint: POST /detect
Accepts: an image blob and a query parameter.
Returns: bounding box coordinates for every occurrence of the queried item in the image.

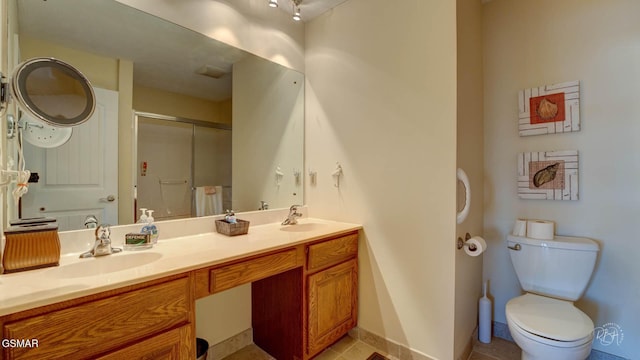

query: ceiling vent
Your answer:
[196,65,229,79]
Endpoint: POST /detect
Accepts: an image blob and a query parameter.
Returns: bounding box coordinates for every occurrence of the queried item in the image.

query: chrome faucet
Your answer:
[84,215,98,229]
[281,205,303,225]
[79,224,123,258]
[259,201,269,210]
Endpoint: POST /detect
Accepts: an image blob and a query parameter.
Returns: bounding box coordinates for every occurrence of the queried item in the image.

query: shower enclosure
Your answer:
[134,112,231,221]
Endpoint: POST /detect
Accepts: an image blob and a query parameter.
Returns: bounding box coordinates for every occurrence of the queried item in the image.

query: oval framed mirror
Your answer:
[11,57,95,127]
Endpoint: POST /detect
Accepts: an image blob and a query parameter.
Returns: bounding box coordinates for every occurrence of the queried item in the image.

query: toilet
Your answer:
[506,234,599,360]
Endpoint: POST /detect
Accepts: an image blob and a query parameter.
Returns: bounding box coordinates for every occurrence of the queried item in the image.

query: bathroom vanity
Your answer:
[0,219,361,360]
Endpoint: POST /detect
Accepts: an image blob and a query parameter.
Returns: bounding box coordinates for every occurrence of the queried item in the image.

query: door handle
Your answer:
[100,195,116,202]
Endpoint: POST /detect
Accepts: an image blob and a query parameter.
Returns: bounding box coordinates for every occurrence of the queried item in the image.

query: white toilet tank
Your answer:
[507,235,599,301]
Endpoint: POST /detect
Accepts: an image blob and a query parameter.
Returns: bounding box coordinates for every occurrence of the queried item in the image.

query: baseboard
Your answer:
[456,327,477,360]
[207,328,253,360]
[492,321,514,342]
[492,321,630,360]
[352,327,436,360]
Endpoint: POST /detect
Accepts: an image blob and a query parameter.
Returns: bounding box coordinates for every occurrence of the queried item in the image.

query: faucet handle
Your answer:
[289,204,302,211]
[95,224,111,241]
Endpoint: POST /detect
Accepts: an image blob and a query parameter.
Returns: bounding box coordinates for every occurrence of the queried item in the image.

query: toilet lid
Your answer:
[506,294,593,342]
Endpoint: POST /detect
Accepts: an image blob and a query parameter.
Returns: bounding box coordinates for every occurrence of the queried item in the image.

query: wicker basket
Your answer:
[215,219,250,236]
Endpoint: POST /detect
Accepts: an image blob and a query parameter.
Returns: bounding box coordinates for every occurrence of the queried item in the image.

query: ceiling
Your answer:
[277,0,350,21]
[17,0,350,102]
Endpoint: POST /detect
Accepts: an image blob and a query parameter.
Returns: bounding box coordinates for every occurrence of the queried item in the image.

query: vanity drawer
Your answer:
[2,277,191,360]
[307,233,358,272]
[210,249,299,293]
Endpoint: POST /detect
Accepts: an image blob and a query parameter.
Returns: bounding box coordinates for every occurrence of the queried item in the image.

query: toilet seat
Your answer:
[506,294,594,346]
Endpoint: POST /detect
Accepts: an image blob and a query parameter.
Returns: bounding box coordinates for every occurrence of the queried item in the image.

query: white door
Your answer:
[21,87,119,231]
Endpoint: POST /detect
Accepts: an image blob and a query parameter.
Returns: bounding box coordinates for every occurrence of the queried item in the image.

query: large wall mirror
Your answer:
[9,0,304,231]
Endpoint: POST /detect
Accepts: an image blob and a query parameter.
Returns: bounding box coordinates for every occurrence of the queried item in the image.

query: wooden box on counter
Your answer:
[2,218,60,273]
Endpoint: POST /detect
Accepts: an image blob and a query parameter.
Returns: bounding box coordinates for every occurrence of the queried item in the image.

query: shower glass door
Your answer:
[136,113,232,221]
[137,117,193,220]
[193,125,232,215]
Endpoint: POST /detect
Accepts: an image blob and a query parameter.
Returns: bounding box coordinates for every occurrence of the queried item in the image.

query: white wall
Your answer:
[483,1,640,358]
[455,0,484,359]
[305,0,458,359]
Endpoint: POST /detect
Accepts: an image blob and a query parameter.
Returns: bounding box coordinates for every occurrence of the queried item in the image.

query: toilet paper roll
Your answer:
[526,220,555,240]
[512,219,527,237]
[464,236,487,257]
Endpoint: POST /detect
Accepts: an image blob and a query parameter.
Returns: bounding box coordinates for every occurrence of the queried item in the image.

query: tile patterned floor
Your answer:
[221,335,521,360]
[469,337,521,360]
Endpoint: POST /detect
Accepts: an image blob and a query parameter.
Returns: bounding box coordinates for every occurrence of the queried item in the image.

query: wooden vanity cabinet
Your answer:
[305,233,358,359]
[95,325,191,360]
[252,231,359,360]
[0,274,194,360]
[0,229,359,360]
[307,258,358,357]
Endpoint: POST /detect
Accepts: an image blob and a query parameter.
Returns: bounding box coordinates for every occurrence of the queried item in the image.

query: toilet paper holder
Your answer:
[457,233,477,251]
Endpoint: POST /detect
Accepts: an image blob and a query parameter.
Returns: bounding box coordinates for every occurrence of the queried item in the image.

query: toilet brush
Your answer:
[478,281,492,343]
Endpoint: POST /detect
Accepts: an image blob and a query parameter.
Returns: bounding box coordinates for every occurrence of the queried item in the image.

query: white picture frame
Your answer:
[518,81,580,136]
[517,150,579,201]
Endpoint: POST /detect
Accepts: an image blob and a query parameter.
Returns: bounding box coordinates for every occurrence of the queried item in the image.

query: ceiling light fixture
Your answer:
[292,0,302,21]
[267,0,302,22]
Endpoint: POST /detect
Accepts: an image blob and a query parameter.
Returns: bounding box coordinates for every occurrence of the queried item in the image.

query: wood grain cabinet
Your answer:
[252,231,359,360]
[0,229,359,360]
[95,325,191,360]
[0,275,194,360]
[307,258,357,357]
[306,233,358,358]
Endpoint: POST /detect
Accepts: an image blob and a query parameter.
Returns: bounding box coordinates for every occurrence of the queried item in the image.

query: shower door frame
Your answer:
[132,111,232,222]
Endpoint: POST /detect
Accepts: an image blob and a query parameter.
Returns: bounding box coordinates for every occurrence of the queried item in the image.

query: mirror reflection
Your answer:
[12,0,304,231]
[14,58,96,126]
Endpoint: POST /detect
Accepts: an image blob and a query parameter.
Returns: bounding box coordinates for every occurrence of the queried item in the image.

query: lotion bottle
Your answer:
[144,209,159,244]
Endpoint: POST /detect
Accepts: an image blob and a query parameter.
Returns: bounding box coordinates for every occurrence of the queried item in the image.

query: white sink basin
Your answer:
[279,223,326,232]
[52,252,163,278]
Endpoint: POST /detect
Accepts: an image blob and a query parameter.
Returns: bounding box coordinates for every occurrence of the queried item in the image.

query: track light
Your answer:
[292,0,302,21]
[267,0,302,22]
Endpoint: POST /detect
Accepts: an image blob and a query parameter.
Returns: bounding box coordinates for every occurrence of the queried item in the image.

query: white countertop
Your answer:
[0,218,361,316]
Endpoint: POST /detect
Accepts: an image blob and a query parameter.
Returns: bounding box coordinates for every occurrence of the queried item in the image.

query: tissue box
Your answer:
[215,219,250,236]
[3,220,61,273]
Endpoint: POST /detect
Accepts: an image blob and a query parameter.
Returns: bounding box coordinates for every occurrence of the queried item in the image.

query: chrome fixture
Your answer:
[259,201,269,210]
[457,233,477,251]
[292,0,302,21]
[267,0,302,22]
[282,204,302,225]
[79,224,123,258]
[84,215,98,229]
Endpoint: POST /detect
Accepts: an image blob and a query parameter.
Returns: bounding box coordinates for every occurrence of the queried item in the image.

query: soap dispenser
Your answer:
[224,209,237,224]
[140,210,159,244]
[145,210,159,244]
[137,208,148,223]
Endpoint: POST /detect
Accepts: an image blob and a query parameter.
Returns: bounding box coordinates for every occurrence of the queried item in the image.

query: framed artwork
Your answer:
[518,81,580,136]
[518,150,579,200]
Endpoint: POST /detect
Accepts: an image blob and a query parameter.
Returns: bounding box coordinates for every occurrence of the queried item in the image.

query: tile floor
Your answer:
[468,337,521,360]
[221,335,521,360]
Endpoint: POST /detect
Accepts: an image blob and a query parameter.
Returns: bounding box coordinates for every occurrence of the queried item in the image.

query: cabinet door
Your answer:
[307,259,357,357]
[96,325,191,360]
[2,277,191,360]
